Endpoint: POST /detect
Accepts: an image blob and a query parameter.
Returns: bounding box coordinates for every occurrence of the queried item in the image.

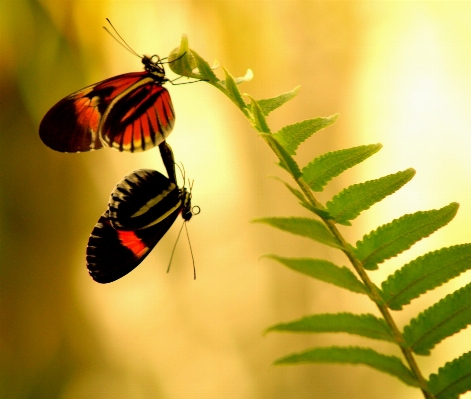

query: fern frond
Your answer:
[169,38,471,397]
[264,255,366,294]
[354,203,459,270]
[258,86,301,116]
[326,169,416,226]
[381,244,471,310]
[253,217,342,249]
[273,115,338,155]
[302,144,383,192]
[274,346,418,386]
[266,313,394,342]
[403,282,471,355]
[428,351,471,399]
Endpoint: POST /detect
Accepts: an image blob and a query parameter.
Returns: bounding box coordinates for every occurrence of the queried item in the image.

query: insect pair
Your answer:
[39,20,198,283]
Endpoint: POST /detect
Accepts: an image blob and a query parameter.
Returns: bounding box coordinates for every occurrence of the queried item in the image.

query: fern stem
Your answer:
[295,178,434,399]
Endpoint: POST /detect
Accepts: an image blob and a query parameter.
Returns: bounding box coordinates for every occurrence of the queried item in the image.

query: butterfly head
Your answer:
[180,177,200,222]
[142,55,167,81]
[180,188,193,221]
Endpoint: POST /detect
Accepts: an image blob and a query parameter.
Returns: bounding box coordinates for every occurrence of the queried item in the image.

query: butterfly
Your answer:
[39,21,175,153]
[86,168,195,283]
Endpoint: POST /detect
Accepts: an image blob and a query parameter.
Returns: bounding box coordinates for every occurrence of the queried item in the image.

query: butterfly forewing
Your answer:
[39,88,103,152]
[40,67,175,153]
[108,169,182,230]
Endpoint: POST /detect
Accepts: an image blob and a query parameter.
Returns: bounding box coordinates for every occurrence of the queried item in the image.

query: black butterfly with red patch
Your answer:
[86,168,193,283]
[39,53,175,153]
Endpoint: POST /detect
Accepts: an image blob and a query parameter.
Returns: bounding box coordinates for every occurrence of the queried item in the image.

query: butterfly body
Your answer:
[86,169,192,284]
[39,55,175,153]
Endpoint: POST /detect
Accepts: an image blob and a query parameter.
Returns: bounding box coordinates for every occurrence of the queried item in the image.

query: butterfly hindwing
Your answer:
[86,211,147,284]
[86,207,182,284]
[100,79,175,152]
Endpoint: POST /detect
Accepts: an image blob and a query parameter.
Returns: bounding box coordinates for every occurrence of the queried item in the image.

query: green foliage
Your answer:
[249,97,271,133]
[266,313,394,342]
[275,346,419,387]
[381,244,471,310]
[254,217,341,249]
[403,282,471,355]
[354,203,459,270]
[272,177,307,203]
[170,37,471,399]
[258,86,300,116]
[273,116,338,155]
[325,168,415,226]
[428,351,471,399]
[223,67,251,118]
[263,255,367,294]
[302,143,383,192]
[260,133,301,177]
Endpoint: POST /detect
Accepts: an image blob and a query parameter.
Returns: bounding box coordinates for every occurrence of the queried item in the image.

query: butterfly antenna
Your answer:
[174,162,187,187]
[104,18,140,58]
[174,162,183,178]
[180,162,187,187]
[185,222,197,280]
[166,221,185,274]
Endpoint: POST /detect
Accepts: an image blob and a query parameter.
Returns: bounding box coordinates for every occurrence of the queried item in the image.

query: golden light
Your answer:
[3,2,471,398]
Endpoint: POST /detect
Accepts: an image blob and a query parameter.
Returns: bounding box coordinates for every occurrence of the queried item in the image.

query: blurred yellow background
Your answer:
[2,1,471,398]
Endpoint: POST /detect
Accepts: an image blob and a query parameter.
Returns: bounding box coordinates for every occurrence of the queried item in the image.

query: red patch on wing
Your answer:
[117,229,148,257]
[74,92,101,133]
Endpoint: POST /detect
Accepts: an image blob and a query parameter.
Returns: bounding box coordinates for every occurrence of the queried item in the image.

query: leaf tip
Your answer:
[328,113,340,122]
[263,325,275,335]
[258,253,274,261]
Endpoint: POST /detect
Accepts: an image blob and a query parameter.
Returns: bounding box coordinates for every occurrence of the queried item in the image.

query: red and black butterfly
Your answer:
[39,22,175,153]
[86,168,195,283]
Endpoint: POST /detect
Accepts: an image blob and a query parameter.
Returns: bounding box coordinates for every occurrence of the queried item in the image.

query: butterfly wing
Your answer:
[107,169,182,230]
[100,78,174,152]
[86,169,185,283]
[86,208,181,283]
[39,72,174,153]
